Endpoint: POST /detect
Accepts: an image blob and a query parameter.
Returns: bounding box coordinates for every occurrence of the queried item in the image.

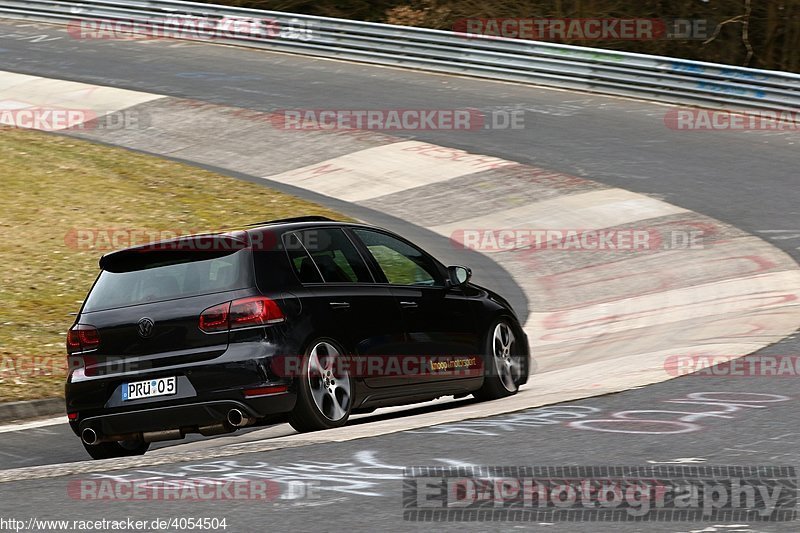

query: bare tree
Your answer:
[194,0,800,72]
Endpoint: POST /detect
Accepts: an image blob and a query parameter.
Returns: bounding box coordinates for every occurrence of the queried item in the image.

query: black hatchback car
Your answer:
[66,217,529,459]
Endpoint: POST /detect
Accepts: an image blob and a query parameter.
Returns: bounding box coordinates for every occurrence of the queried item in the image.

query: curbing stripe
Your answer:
[430,187,689,237]
[0,71,164,130]
[264,140,514,202]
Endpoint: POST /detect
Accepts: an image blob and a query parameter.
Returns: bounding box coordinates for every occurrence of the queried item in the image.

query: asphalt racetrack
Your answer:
[0,19,799,532]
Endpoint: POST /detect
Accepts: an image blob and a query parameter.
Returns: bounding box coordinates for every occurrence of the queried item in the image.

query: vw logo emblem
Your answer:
[137,317,155,338]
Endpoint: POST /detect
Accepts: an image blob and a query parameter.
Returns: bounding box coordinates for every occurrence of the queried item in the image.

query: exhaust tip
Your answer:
[81,427,98,446]
[227,409,252,428]
[227,409,244,427]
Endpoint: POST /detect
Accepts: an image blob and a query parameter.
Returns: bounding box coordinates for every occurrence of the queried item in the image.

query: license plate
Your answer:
[122,377,177,401]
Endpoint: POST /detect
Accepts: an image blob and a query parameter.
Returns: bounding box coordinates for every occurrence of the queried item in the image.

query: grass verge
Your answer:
[0,128,347,401]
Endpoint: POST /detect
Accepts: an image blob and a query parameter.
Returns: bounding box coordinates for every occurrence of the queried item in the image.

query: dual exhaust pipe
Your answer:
[82,408,255,446]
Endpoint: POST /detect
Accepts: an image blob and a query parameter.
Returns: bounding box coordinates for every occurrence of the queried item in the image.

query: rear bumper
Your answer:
[65,342,299,437]
[73,395,295,437]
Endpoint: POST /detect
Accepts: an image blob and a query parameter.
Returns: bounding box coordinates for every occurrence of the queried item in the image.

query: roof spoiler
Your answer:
[99,233,249,273]
[245,216,334,227]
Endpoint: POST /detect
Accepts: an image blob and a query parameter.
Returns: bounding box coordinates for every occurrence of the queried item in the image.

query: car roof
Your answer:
[242,218,377,245]
[98,217,375,262]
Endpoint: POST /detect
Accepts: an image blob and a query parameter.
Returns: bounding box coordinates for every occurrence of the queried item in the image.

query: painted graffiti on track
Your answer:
[81,451,478,498]
[413,392,792,436]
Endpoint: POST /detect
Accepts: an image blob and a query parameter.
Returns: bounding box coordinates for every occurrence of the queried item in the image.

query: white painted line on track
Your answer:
[0,416,66,434]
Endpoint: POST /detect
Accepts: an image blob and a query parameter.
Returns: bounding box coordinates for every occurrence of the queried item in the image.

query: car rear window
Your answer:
[83,249,253,312]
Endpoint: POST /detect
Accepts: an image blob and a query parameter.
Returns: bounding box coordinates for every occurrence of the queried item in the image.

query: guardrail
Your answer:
[1,0,799,113]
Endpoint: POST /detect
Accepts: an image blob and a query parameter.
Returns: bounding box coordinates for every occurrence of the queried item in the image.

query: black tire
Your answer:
[473,318,525,401]
[83,439,150,460]
[289,338,354,433]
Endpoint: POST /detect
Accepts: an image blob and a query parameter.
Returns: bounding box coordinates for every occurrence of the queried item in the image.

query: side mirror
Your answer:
[447,265,472,287]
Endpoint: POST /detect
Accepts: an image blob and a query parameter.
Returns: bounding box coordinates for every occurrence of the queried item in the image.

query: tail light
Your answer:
[66,324,100,353]
[200,297,284,333]
[199,302,230,333]
[230,297,284,327]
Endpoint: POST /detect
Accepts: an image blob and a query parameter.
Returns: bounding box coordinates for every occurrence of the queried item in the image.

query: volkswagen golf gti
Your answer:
[66,217,529,459]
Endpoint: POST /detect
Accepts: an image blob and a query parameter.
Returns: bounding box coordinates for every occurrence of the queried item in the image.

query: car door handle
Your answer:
[329,301,351,310]
[399,301,418,309]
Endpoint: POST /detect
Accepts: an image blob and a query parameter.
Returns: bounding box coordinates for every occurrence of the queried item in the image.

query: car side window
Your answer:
[286,228,373,283]
[352,229,443,287]
[283,232,323,283]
